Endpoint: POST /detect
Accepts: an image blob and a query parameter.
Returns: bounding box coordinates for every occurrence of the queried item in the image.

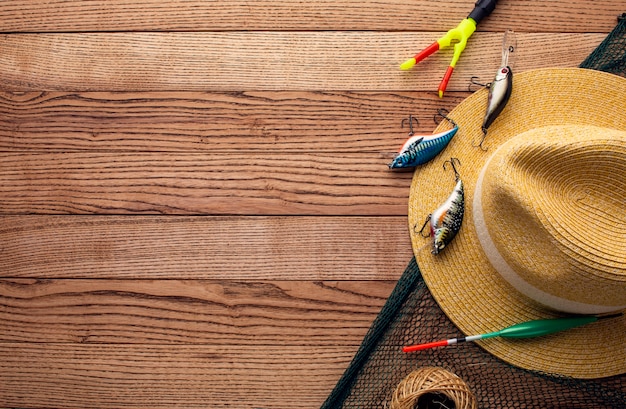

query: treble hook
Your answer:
[401,115,419,136]
[416,214,432,238]
[443,157,462,181]
[466,76,491,149]
[433,108,457,128]
[468,76,488,92]
[472,131,488,151]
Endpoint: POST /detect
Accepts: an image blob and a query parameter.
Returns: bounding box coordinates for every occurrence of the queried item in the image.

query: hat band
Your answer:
[473,153,626,315]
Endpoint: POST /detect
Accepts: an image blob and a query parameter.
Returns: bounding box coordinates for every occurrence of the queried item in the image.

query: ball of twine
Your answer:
[390,367,477,409]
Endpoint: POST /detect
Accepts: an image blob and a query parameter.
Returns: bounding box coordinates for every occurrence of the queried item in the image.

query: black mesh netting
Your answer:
[321,15,626,409]
[580,13,626,76]
[321,258,625,408]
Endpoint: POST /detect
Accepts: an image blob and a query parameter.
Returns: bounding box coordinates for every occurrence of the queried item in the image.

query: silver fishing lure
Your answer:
[477,30,516,149]
[419,158,464,254]
[481,65,512,134]
[389,111,458,169]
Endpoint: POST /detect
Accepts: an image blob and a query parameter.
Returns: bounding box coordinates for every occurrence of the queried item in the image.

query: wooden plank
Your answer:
[0,91,466,152]
[0,278,394,344]
[0,216,413,278]
[0,2,618,409]
[0,32,603,91]
[2,342,621,409]
[0,153,415,215]
[0,343,351,408]
[0,0,621,33]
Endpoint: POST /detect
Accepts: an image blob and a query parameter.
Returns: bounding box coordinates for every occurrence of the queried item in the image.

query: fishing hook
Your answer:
[468,76,488,92]
[401,115,419,136]
[472,131,489,151]
[443,157,462,181]
[433,108,457,128]
[416,215,432,238]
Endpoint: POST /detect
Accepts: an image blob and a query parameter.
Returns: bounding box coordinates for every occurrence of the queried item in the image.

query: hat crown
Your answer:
[475,125,626,313]
[409,68,626,377]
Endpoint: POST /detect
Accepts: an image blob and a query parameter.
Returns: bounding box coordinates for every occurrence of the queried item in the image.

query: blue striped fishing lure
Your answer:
[418,158,464,254]
[388,112,458,169]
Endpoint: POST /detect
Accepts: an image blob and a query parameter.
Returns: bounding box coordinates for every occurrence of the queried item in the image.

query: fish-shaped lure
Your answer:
[419,158,464,254]
[481,65,512,135]
[477,30,516,149]
[389,113,459,169]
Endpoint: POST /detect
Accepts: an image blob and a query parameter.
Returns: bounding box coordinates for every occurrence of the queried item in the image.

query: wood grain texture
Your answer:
[0,0,622,32]
[0,278,395,344]
[0,91,466,152]
[0,32,603,91]
[0,152,414,215]
[0,343,352,408]
[0,216,412,279]
[1,1,620,408]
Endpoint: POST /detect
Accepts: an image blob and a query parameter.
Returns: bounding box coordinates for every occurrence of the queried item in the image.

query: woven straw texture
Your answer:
[408,68,626,378]
[321,258,626,408]
[477,125,625,310]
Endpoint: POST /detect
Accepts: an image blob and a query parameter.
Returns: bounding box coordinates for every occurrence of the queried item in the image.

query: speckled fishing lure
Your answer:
[388,110,459,169]
[418,158,464,254]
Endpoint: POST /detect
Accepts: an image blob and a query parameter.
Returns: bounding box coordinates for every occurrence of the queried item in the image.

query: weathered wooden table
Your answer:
[0,1,621,407]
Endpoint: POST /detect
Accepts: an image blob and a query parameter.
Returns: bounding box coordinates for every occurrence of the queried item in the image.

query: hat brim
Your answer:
[408,68,626,379]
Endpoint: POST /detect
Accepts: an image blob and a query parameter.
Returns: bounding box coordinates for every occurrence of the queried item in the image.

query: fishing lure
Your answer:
[477,30,516,150]
[481,65,512,135]
[418,158,464,254]
[388,111,459,169]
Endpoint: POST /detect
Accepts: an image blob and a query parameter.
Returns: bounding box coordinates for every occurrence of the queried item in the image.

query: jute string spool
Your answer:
[390,367,477,409]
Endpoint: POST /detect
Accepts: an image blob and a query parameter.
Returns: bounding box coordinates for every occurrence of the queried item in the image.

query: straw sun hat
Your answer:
[408,68,626,379]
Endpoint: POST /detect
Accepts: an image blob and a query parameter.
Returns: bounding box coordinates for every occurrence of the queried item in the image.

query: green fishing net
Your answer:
[321,15,626,409]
